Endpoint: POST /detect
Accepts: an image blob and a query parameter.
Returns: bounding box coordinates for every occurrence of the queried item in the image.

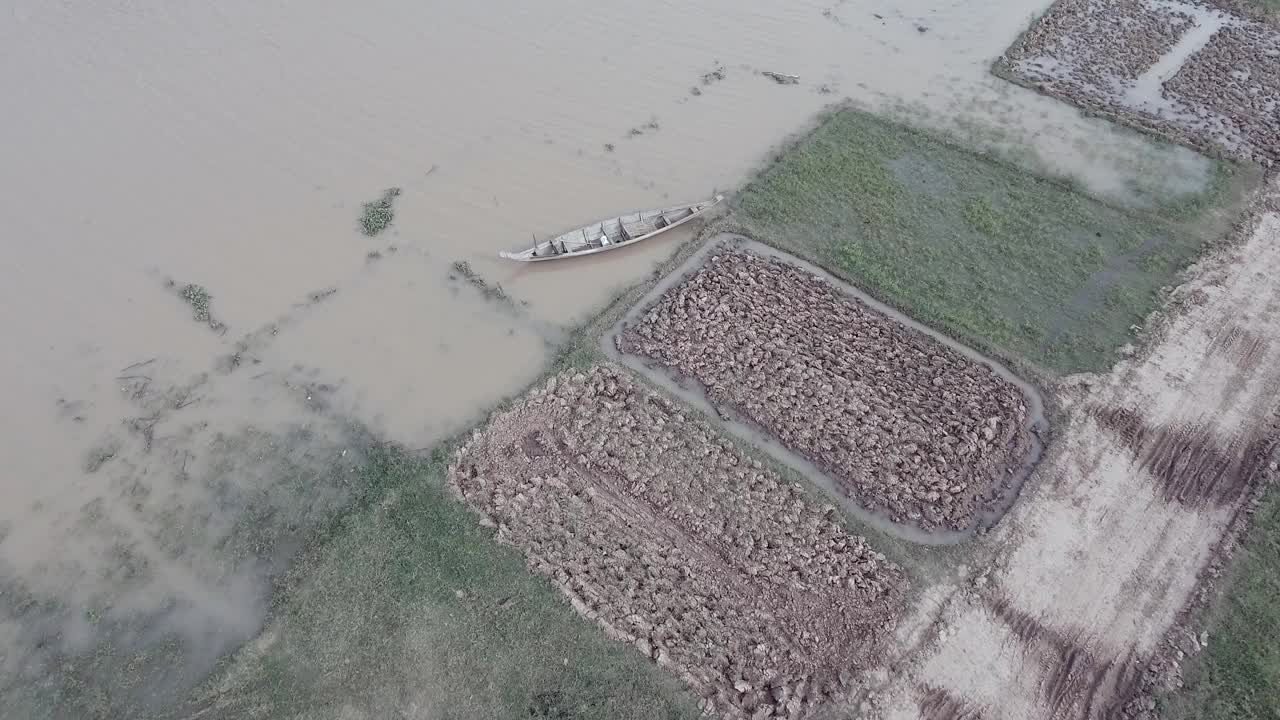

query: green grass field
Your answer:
[185,444,700,720]
[1160,484,1280,720]
[732,109,1248,374]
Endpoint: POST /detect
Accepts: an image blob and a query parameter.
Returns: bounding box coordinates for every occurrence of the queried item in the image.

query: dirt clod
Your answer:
[448,365,907,719]
[620,248,1033,531]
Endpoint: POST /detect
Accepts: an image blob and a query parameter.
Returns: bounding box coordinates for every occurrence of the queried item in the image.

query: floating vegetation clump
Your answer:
[450,260,511,304]
[182,284,211,322]
[360,187,402,237]
[165,280,227,334]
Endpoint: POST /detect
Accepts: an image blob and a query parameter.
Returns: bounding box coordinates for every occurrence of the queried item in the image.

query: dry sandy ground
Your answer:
[865,175,1280,719]
[999,0,1280,165]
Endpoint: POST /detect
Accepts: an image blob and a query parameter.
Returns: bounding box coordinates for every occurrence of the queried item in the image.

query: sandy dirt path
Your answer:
[871,175,1280,720]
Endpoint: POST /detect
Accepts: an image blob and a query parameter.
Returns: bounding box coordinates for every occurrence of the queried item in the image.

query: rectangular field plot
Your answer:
[449,366,906,720]
[620,246,1039,534]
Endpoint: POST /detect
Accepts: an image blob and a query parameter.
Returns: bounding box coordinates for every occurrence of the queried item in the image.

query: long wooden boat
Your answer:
[499,195,722,262]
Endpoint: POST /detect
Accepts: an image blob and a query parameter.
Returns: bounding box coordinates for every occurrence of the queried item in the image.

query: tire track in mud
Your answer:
[1206,322,1270,371]
[1091,406,1279,508]
[918,685,985,720]
[987,596,1145,720]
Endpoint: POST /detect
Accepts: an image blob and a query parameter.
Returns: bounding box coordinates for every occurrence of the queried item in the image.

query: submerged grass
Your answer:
[732,109,1248,374]
[184,444,700,720]
[450,260,512,304]
[1160,482,1280,720]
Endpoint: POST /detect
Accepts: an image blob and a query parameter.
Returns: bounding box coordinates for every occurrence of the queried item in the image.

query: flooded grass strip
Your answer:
[730,108,1249,374]
[448,365,907,720]
[449,259,514,305]
[182,443,702,720]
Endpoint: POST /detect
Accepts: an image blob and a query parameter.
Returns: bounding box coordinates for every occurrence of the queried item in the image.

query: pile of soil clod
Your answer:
[620,248,1033,532]
[449,365,906,720]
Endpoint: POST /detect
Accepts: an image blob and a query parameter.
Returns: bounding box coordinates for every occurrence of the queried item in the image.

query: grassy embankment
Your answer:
[731,109,1250,375]
[1160,484,1280,720]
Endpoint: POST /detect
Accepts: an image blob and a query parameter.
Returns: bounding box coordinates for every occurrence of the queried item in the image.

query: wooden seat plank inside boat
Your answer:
[621,219,660,240]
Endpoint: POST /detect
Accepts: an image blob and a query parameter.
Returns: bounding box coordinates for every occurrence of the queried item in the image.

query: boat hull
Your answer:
[500,196,722,262]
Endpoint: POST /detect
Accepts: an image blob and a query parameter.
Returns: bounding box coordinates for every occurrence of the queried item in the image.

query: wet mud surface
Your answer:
[449,365,907,720]
[618,243,1041,533]
[999,0,1280,165]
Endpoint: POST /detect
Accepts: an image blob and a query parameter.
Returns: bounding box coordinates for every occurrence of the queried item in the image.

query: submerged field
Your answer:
[182,444,701,720]
[732,109,1252,374]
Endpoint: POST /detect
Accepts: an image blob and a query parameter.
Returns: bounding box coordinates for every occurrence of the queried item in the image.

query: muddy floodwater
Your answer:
[0,0,1220,714]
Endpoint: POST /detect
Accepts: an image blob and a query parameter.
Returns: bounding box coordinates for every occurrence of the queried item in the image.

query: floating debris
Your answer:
[761,70,800,84]
[359,187,402,237]
[166,280,228,334]
[450,260,511,304]
[183,284,211,322]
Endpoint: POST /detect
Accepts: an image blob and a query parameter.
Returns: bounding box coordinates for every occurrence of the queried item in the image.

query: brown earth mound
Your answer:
[449,365,906,719]
[620,248,1032,532]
